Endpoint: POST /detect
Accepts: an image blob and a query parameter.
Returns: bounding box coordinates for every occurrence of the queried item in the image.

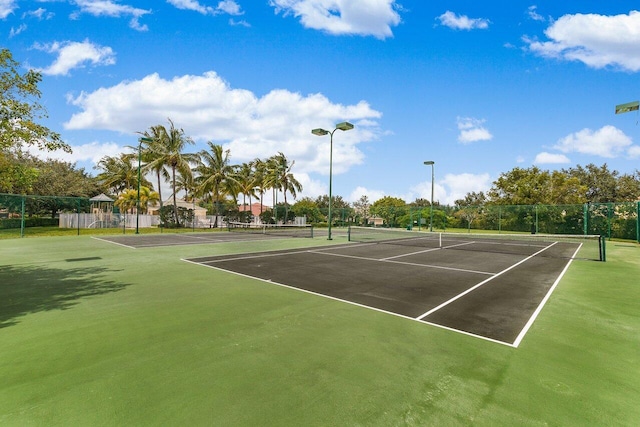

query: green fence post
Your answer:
[77,199,81,236]
[583,203,588,236]
[637,201,640,243]
[607,203,612,240]
[20,195,26,238]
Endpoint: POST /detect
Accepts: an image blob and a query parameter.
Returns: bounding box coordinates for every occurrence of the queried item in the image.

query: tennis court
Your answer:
[184,228,601,347]
[94,223,315,249]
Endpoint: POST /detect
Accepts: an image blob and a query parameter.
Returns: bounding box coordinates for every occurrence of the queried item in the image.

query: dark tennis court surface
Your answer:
[93,231,292,249]
[184,238,583,347]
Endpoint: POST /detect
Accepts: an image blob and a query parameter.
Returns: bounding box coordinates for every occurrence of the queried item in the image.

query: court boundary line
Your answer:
[181,257,516,348]
[512,243,582,347]
[91,236,138,249]
[415,241,559,321]
[92,233,297,249]
[311,250,494,276]
[197,246,495,276]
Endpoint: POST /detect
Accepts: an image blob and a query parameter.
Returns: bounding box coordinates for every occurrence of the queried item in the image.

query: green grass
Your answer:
[0,234,638,425]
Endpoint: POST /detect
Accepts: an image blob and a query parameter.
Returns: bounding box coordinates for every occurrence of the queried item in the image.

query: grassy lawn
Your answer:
[0,234,638,425]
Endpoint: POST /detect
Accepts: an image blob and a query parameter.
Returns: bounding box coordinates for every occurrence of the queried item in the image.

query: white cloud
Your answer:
[456,117,493,144]
[0,0,17,19]
[71,0,151,31]
[32,39,116,76]
[525,10,640,71]
[27,141,123,165]
[554,125,632,158]
[9,23,26,37]
[527,5,545,22]
[24,7,54,20]
[437,11,490,31]
[64,71,382,176]
[627,145,640,159]
[439,173,491,205]
[270,0,402,39]
[166,0,244,16]
[533,152,571,164]
[216,0,243,15]
[347,186,387,204]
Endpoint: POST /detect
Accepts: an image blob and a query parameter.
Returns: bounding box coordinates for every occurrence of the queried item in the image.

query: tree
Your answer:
[454,192,487,230]
[140,119,195,225]
[564,163,639,203]
[1,48,69,153]
[95,153,151,196]
[252,158,269,214]
[138,125,171,215]
[0,150,38,193]
[352,195,371,225]
[291,197,323,223]
[268,152,302,223]
[193,142,238,227]
[30,159,98,198]
[370,196,406,227]
[236,161,257,210]
[115,186,159,214]
[616,171,640,202]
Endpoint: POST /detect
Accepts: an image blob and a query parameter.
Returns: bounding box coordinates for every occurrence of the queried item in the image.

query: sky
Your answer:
[2,1,640,206]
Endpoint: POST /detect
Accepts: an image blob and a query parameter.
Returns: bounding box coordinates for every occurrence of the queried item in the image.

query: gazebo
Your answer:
[90,193,115,215]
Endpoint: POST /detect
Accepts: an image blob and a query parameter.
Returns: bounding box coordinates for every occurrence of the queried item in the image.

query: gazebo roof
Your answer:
[90,193,114,202]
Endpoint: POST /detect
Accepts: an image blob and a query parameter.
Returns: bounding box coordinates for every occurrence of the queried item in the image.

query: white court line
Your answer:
[91,236,137,249]
[180,257,517,348]
[381,241,475,261]
[415,241,559,321]
[311,250,494,275]
[511,243,582,348]
[196,245,493,275]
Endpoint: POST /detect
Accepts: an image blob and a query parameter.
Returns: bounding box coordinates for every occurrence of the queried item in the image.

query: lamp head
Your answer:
[424,161,435,165]
[335,121,354,131]
[312,128,329,136]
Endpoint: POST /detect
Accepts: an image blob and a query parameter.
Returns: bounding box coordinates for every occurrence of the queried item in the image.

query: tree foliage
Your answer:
[370,196,406,227]
[0,48,69,153]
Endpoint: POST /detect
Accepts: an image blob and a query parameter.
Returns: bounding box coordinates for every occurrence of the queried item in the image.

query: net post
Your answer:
[600,235,606,262]
[347,225,352,242]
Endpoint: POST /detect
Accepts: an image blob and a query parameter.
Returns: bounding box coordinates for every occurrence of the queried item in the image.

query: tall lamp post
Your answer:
[312,122,354,240]
[136,137,153,234]
[424,161,435,232]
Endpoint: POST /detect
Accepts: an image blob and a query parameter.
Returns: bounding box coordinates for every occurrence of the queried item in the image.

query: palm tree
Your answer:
[269,152,302,222]
[95,153,151,195]
[138,125,170,216]
[138,119,195,226]
[236,161,257,220]
[193,142,239,227]
[115,186,159,214]
[253,158,269,214]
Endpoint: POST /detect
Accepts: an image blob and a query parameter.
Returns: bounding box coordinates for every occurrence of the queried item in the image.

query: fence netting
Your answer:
[1,193,639,242]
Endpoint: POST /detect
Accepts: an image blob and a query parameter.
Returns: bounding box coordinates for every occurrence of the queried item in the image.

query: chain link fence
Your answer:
[2,193,639,242]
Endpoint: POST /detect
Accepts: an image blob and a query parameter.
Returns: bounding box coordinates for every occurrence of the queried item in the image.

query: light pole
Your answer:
[312,121,354,240]
[136,137,153,234]
[424,161,435,232]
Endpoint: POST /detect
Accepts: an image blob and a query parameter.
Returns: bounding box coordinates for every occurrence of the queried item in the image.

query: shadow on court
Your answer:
[0,264,129,328]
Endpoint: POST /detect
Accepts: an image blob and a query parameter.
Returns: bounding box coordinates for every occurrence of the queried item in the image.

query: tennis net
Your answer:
[228,222,314,238]
[347,226,605,261]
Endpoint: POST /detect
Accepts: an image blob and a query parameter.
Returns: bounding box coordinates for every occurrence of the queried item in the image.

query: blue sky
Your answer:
[2,1,640,205]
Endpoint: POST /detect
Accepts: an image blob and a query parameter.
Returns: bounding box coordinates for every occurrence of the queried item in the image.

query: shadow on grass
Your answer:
[0,264,129,328]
